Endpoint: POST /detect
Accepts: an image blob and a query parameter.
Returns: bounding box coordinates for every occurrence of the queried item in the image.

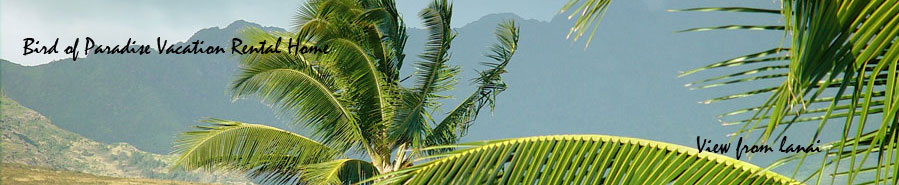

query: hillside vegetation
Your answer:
[0,94,252,184]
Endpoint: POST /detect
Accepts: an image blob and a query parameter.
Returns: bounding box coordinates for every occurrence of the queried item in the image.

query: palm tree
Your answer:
[172,0,520,184]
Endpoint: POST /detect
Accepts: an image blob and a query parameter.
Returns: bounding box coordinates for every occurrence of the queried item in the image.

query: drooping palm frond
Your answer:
[281,0,406,154]
[678,1,899,184]
[357,0,408,81]
[300,159,379,185]
[230,33,367,153]
[173,119,337,184]
[318,25,395,149]
[427,20,520,149]
[559,0,612,47]
[369,135,801,185]
[391,0,457,150]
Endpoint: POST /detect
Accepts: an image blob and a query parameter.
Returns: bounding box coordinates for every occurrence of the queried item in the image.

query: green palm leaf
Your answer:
[230,32,367,152]
[300,159,379,185]
[679,1,899,183]
[559,0,612,47]
[427,20,519,149]
[392,0,457,150]
[370,135,801,185]
[173,119,336,184]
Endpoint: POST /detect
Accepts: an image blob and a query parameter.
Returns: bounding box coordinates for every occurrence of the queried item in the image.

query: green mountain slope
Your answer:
[0,94,251,184]
[1,21,287,153]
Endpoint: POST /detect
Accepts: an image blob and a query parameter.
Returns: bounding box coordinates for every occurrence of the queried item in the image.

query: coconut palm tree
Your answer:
[172,0,520,184]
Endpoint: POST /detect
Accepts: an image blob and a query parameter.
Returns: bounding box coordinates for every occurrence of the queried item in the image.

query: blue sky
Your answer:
[1,0,572,65]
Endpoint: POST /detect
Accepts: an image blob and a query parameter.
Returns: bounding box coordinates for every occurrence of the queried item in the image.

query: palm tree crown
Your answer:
[172,0,520,184]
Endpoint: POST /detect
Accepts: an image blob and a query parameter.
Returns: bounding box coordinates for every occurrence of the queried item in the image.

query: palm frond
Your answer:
[173,119,336,184]
[675,25,785,33]
[391,0,457,149]
[559,0,612,47]
[427,20,520,150]
[291,0,403,152]
[668,7,781,14]
[231,39,366,152]
[369,135,801,185]
[358,0,408,81]
[300,159,379,185]
[679,1,899,183]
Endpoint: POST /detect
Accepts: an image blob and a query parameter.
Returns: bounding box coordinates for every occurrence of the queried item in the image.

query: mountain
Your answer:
[1,21,288,153]
[0,14,548,154]
[1,3,786,166]
[0,93,252,184]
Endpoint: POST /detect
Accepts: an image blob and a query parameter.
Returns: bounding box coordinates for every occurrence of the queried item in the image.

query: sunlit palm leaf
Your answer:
[370,135,801,185]
[230,35,366,152]
[679,1,899,184]
[173,119,337,184]
[288,0,406,154]
[559,0,612,47]
[300,159,379,185]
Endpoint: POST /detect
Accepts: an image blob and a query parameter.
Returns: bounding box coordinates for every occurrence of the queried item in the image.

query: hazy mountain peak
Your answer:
[0,59,20,67]
[457,13,538,28]
[185,20,286,45]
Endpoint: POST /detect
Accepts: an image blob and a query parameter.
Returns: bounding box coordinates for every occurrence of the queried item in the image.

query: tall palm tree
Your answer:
[172,0,520,184]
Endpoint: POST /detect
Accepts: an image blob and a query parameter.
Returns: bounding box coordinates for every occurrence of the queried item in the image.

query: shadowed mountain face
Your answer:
[1,21,290,153]
[1,1,784,157]
[0,94,251,184]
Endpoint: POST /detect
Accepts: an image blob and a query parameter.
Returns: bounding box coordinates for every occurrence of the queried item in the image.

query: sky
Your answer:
[1,0,568,66]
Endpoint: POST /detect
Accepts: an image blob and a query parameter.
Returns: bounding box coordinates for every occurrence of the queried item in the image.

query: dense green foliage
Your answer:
[677,1,899,184]
[172,0,521,184]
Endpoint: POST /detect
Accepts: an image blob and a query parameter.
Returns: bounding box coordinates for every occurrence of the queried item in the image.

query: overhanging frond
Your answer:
[173,119,337,184]
[678,1,899,183]
[300,159,379,185]
[231,45,366,152]
[369,135,801,185]
[559,0,612,47]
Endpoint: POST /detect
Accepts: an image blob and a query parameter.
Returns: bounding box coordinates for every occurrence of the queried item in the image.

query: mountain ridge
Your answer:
[0,13,536,153]
[0,93,252,184]
[1,7,783,160]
